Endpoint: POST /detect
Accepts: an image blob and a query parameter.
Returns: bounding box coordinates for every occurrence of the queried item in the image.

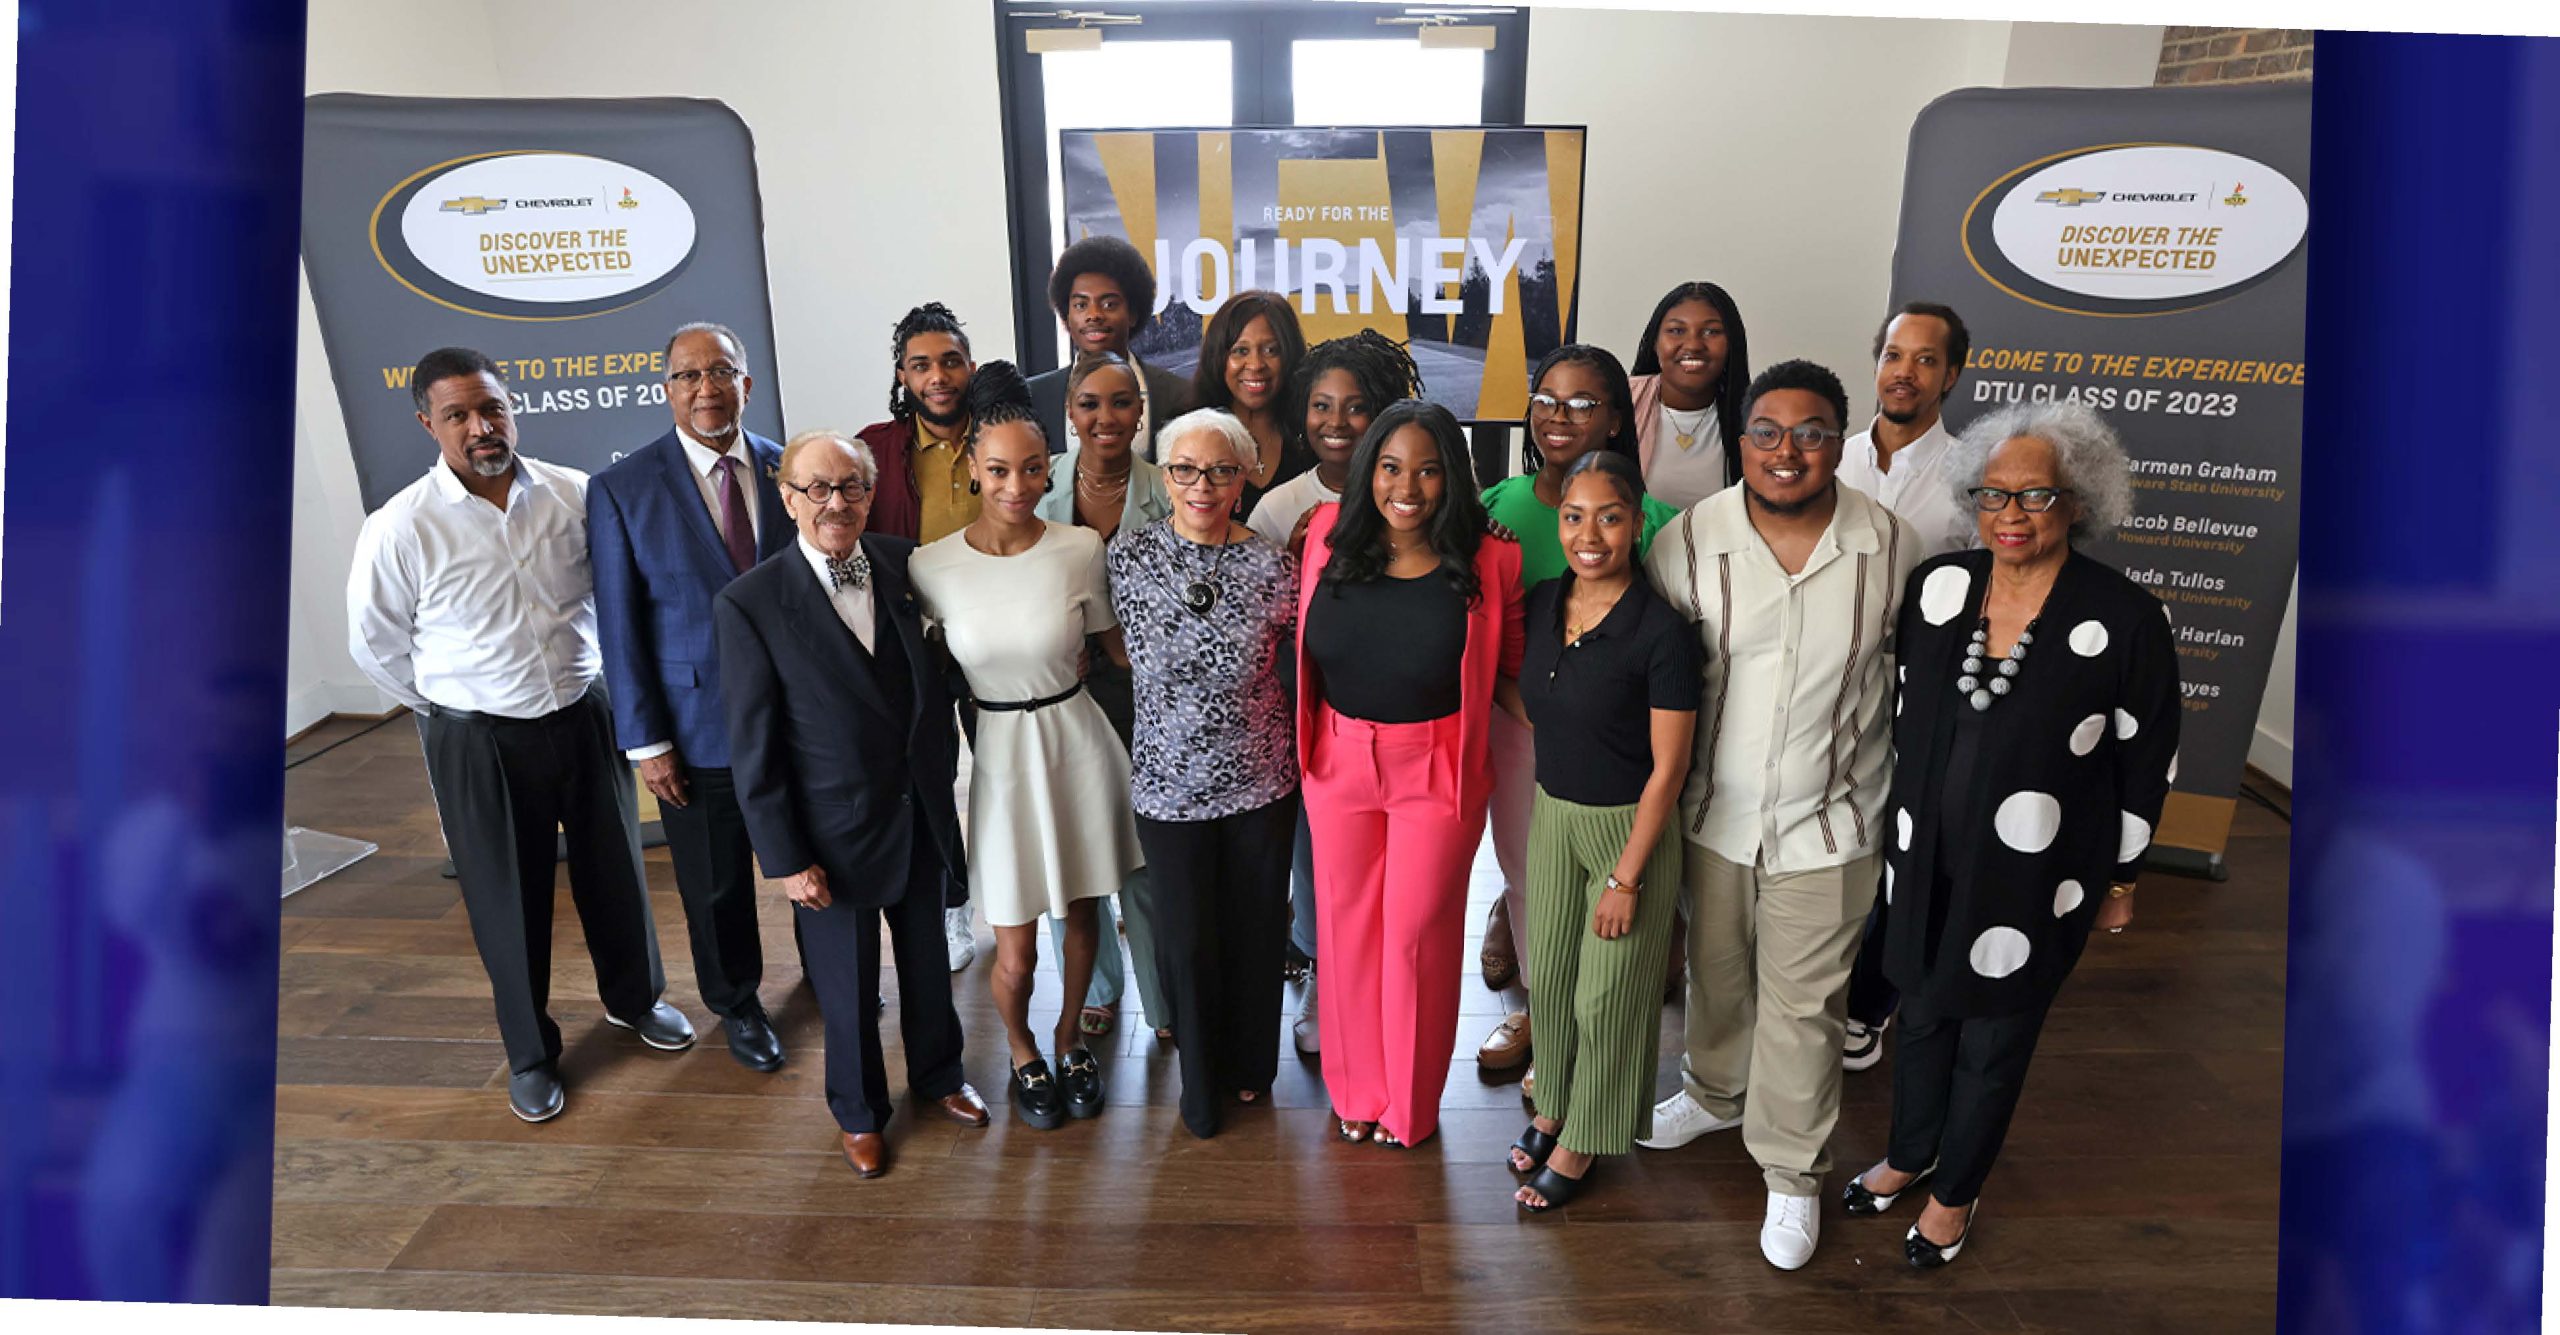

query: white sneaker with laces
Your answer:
[1292,974,1320,1054]
[1761,1191,1820,1270]
[1634,1088,1743,1150]
[1842,1015,1889,1072]
[944,906,976,973]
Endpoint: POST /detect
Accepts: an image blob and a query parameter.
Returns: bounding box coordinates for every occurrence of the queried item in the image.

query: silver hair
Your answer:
[1945,399,2135,542]
[666,321,748,365]
[779,429,877,486]
[1155,406,1261,472]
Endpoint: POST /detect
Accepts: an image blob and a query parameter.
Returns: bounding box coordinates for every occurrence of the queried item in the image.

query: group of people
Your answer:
[347,232,2179,1273]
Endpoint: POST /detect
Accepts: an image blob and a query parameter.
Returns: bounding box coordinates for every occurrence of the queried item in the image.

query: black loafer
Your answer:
[508,1064,565,1123]
[1843,1161,1934,1216]
[605,1000,697,1051]
[1058,1046,1105,1119]
[1509,1123,1558,1174]
[1013,1058,1066,1130]
[723,1008,785,1072]
[1906,1202,1980,1269]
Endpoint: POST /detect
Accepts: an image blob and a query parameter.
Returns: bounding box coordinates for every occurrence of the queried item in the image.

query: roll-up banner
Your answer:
[302,95,783,512]
[1058,126,1588,423]
[1889,86,2310,872]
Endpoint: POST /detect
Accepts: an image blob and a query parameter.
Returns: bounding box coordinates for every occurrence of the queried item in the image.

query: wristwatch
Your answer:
[1605,875,1638,896]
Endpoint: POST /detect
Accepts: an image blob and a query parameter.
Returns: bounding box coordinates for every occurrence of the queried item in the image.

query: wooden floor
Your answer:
[273,714,2285,1332]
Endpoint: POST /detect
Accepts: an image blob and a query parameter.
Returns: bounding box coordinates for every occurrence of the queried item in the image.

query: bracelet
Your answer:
[2107,883,2134,899]
[1605,874,1640,897]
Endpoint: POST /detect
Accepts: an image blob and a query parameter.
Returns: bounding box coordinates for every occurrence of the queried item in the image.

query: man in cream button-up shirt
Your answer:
[1636,360,1916,1273]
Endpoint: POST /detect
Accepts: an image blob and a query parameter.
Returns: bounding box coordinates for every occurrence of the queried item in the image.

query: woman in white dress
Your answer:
[909,360,1145,1131]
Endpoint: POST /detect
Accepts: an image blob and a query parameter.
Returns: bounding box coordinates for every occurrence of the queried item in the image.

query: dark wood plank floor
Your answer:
[274,713,2285,1331]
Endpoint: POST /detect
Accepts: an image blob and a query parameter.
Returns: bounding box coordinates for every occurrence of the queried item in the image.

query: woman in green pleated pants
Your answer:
[1503,452,1700,1211]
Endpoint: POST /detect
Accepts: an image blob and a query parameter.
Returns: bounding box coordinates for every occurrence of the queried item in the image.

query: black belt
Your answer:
[974,681,1083,713]
[426,693,586,727]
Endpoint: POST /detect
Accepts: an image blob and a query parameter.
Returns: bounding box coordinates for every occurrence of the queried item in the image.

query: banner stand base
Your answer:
[2146,846,2228,883]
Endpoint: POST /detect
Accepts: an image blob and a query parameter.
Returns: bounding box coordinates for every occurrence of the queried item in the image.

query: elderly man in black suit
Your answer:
[714,428,989,1178]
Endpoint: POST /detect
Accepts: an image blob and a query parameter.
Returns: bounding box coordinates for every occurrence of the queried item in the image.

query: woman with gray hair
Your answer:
[1105,406,1302,1137]
[1841,399,2179,1268]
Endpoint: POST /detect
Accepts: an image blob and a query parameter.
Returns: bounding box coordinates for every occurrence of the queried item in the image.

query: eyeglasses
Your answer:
[784,478,873,504]
[1742,420,1844,451]
[1164,462,1244,487]
[667,365,746,387]
[1528,392,1604,423]
[1967,486,2071,513]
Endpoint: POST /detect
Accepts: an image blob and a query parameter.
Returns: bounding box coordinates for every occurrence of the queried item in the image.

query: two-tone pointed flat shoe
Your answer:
[1843,1161,1935,1216]
[1906,1201,1981,1269]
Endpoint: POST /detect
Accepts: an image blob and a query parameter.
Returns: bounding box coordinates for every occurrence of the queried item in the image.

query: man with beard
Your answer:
[1834,302,1974,1074]
[349,346,688,1124]
[1634,360,1917,1272]
[856,303,981,971]
[859,302,978,546]
[715,429,990,1178]
[588,322,792,1074]
[1023,235,1191,459]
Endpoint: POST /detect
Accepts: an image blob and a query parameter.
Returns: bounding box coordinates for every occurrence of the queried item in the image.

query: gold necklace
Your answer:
[1565,585,1626,642]
[1665,404,1713,450]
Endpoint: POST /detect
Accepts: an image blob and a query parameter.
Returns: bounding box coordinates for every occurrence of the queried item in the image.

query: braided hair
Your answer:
[886,302,971,422]
[1629,281,1750,472]
[1282,329,1425,457]
[961,359,1043,455]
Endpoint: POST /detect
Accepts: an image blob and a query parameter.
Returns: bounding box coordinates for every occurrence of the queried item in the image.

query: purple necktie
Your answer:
[715,455,756,574]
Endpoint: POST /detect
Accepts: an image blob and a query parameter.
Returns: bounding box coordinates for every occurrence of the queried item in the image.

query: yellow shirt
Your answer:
[913,417,979,545]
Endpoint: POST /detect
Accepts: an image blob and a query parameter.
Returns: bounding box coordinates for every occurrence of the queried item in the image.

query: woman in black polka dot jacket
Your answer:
[1842,399,2179,1270]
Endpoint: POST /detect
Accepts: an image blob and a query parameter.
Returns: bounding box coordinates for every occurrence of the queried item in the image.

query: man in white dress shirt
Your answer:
[1637,360,1917,1271]
[348,346,691,1124]
[1837,303,1974,560]
[1834,302,1974,1074]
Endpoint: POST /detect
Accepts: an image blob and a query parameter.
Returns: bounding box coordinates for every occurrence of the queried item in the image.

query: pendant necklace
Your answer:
[1182,524,1233,616]
[1664,403,1713,450]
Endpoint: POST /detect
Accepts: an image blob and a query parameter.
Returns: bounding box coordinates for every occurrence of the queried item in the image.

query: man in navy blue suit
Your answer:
[588,322,792,1071]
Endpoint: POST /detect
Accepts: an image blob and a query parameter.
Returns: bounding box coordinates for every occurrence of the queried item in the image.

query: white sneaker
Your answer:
[1842,1015,1889,1072]
[1292,974,1320,1054]
[1635,1089,1742,1150]
[1761,1191,1819,1270]
[944,906,976,973]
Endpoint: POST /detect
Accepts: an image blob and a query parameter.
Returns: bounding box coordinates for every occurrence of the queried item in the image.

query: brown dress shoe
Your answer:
[841,1131,887,1178]
[1481,899,1519,990]
[935,1083,991,1127]
[1477,1010,1531,1070]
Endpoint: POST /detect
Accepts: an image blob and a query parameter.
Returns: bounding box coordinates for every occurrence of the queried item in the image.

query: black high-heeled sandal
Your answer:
[1509,1123,1558,1174]
[1843,1161,1935,1216]
[1518,1162,1590,1212]
[1905,1201,1980,1269]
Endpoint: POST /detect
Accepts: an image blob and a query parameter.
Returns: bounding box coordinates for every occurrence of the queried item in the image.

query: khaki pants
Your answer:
[1677,842,1881,1197]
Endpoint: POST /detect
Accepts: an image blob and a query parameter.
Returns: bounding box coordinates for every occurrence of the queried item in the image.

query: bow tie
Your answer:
[826,550,871,592]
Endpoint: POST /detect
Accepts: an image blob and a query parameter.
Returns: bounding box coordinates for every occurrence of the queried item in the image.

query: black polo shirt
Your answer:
[1518,574,1702,807]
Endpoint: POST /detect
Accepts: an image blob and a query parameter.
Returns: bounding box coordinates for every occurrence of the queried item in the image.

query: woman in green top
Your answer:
[1473,344,1683,1086]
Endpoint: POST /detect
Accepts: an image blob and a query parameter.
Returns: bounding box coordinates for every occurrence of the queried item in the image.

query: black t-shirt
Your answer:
[1305,570,1466,723]
[1518,575,1702,806]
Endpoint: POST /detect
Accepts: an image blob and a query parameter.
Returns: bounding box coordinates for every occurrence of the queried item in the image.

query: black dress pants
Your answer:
[1885,988,2053,1208]
[421,688,665,1075]
[795,803,968,1134]
[1133,793,1300,1138]
[656,765,764,1019]
[1845,895,1900,1029]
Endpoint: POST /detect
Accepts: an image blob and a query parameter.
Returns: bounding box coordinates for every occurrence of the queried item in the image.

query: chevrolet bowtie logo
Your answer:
[2037,188,2106,207]
[440,195,507,216]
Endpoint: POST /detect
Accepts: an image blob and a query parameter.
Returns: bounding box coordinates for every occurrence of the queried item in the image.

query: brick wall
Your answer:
[2156,28,2313,85]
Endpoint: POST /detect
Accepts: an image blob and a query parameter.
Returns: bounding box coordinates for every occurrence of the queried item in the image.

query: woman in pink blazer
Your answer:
[1626,280,1753,510]
[1297,399,1525,1149]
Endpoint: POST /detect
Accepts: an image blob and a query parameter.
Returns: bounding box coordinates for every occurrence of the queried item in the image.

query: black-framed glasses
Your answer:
[1742,420,1844,451]
[784,477,873,504]
[1967,486,2071,513]
[1527,392,1603,423]
[1164,461,1244,487]
[668,365,746,387]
